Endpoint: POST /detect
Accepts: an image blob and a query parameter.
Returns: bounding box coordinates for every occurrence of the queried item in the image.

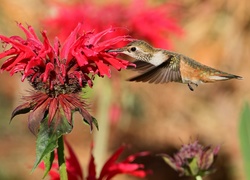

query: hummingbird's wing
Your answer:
[127,60,155,72]
[128,56,182,84]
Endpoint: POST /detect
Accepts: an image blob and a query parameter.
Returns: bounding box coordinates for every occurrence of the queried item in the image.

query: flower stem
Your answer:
[195,175,203,180]
[57,136,68,180]
[93,78,111,175]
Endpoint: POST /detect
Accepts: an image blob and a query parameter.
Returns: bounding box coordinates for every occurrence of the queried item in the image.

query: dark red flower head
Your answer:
[0,23,133,134]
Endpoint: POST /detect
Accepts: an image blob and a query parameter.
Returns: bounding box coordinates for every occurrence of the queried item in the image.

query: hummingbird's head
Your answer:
[108,40,154,61]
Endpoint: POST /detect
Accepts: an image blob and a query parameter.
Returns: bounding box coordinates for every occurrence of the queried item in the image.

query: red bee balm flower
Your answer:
[0,23,133,134]
[39,141,151,180]
[43,0,183,49]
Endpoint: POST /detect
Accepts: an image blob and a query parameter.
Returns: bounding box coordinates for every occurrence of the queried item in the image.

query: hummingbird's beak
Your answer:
[107,48,124,53]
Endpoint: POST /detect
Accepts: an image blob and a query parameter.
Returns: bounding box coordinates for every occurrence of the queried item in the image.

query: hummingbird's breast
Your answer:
[149,51,167,66]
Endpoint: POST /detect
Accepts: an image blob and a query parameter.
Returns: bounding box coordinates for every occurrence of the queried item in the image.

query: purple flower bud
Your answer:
[160,141,220,177]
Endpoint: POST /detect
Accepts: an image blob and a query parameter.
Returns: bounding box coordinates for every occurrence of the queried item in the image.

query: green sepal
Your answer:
[83,116,99,131]
[188,157,199,176]
[161,155,180,171]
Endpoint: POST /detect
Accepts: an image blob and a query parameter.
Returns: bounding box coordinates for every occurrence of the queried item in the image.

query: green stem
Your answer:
[57,136,68,180]
[93,78,111,175]
[195,175,203,180]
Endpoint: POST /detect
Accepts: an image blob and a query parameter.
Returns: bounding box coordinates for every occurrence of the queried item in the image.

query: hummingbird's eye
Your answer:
[130,47,136,52]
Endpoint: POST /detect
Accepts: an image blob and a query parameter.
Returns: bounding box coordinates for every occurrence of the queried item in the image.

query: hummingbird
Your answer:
[108,40,242,91]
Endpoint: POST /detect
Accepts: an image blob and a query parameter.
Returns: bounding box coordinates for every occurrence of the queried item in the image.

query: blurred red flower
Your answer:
[39,141,151,180]
[43,0,184,49]
[109,103,122,125]
[0,23,133,134]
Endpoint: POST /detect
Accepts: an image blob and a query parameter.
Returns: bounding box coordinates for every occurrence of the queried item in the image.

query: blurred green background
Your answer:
[0,0,249,179]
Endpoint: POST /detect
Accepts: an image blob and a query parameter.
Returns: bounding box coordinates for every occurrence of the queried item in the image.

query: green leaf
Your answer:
[239,102,250,180]
[42,151,55,178]
[32,121,59,172]
[32,109,73,172]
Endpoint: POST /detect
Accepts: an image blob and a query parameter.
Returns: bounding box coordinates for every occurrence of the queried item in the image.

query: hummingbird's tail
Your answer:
[206,71,242,82]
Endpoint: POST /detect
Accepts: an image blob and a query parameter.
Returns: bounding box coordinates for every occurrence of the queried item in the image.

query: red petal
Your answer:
[102,56,126,70]
[40,31,54,61]
[105,163,148,180]
[10,63,26,76]
[41,62,54,82]
[61,23,82,60]
[95,35,132,52]
[65,139,84,180]
[24,58,45,74]
[123,151,150,163]
[99,146,125,179]
[0,48,17,59]
[94,60,111,77]
[82,47,97,57]
[72,48,89,67]
[18,23,40,41]
[0,36,35,69]
[86,143,96,180]
[88,27,114,45]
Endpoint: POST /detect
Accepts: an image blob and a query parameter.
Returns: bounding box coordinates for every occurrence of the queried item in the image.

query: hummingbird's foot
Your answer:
[187,83,198,91]
[188,83,194,91]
